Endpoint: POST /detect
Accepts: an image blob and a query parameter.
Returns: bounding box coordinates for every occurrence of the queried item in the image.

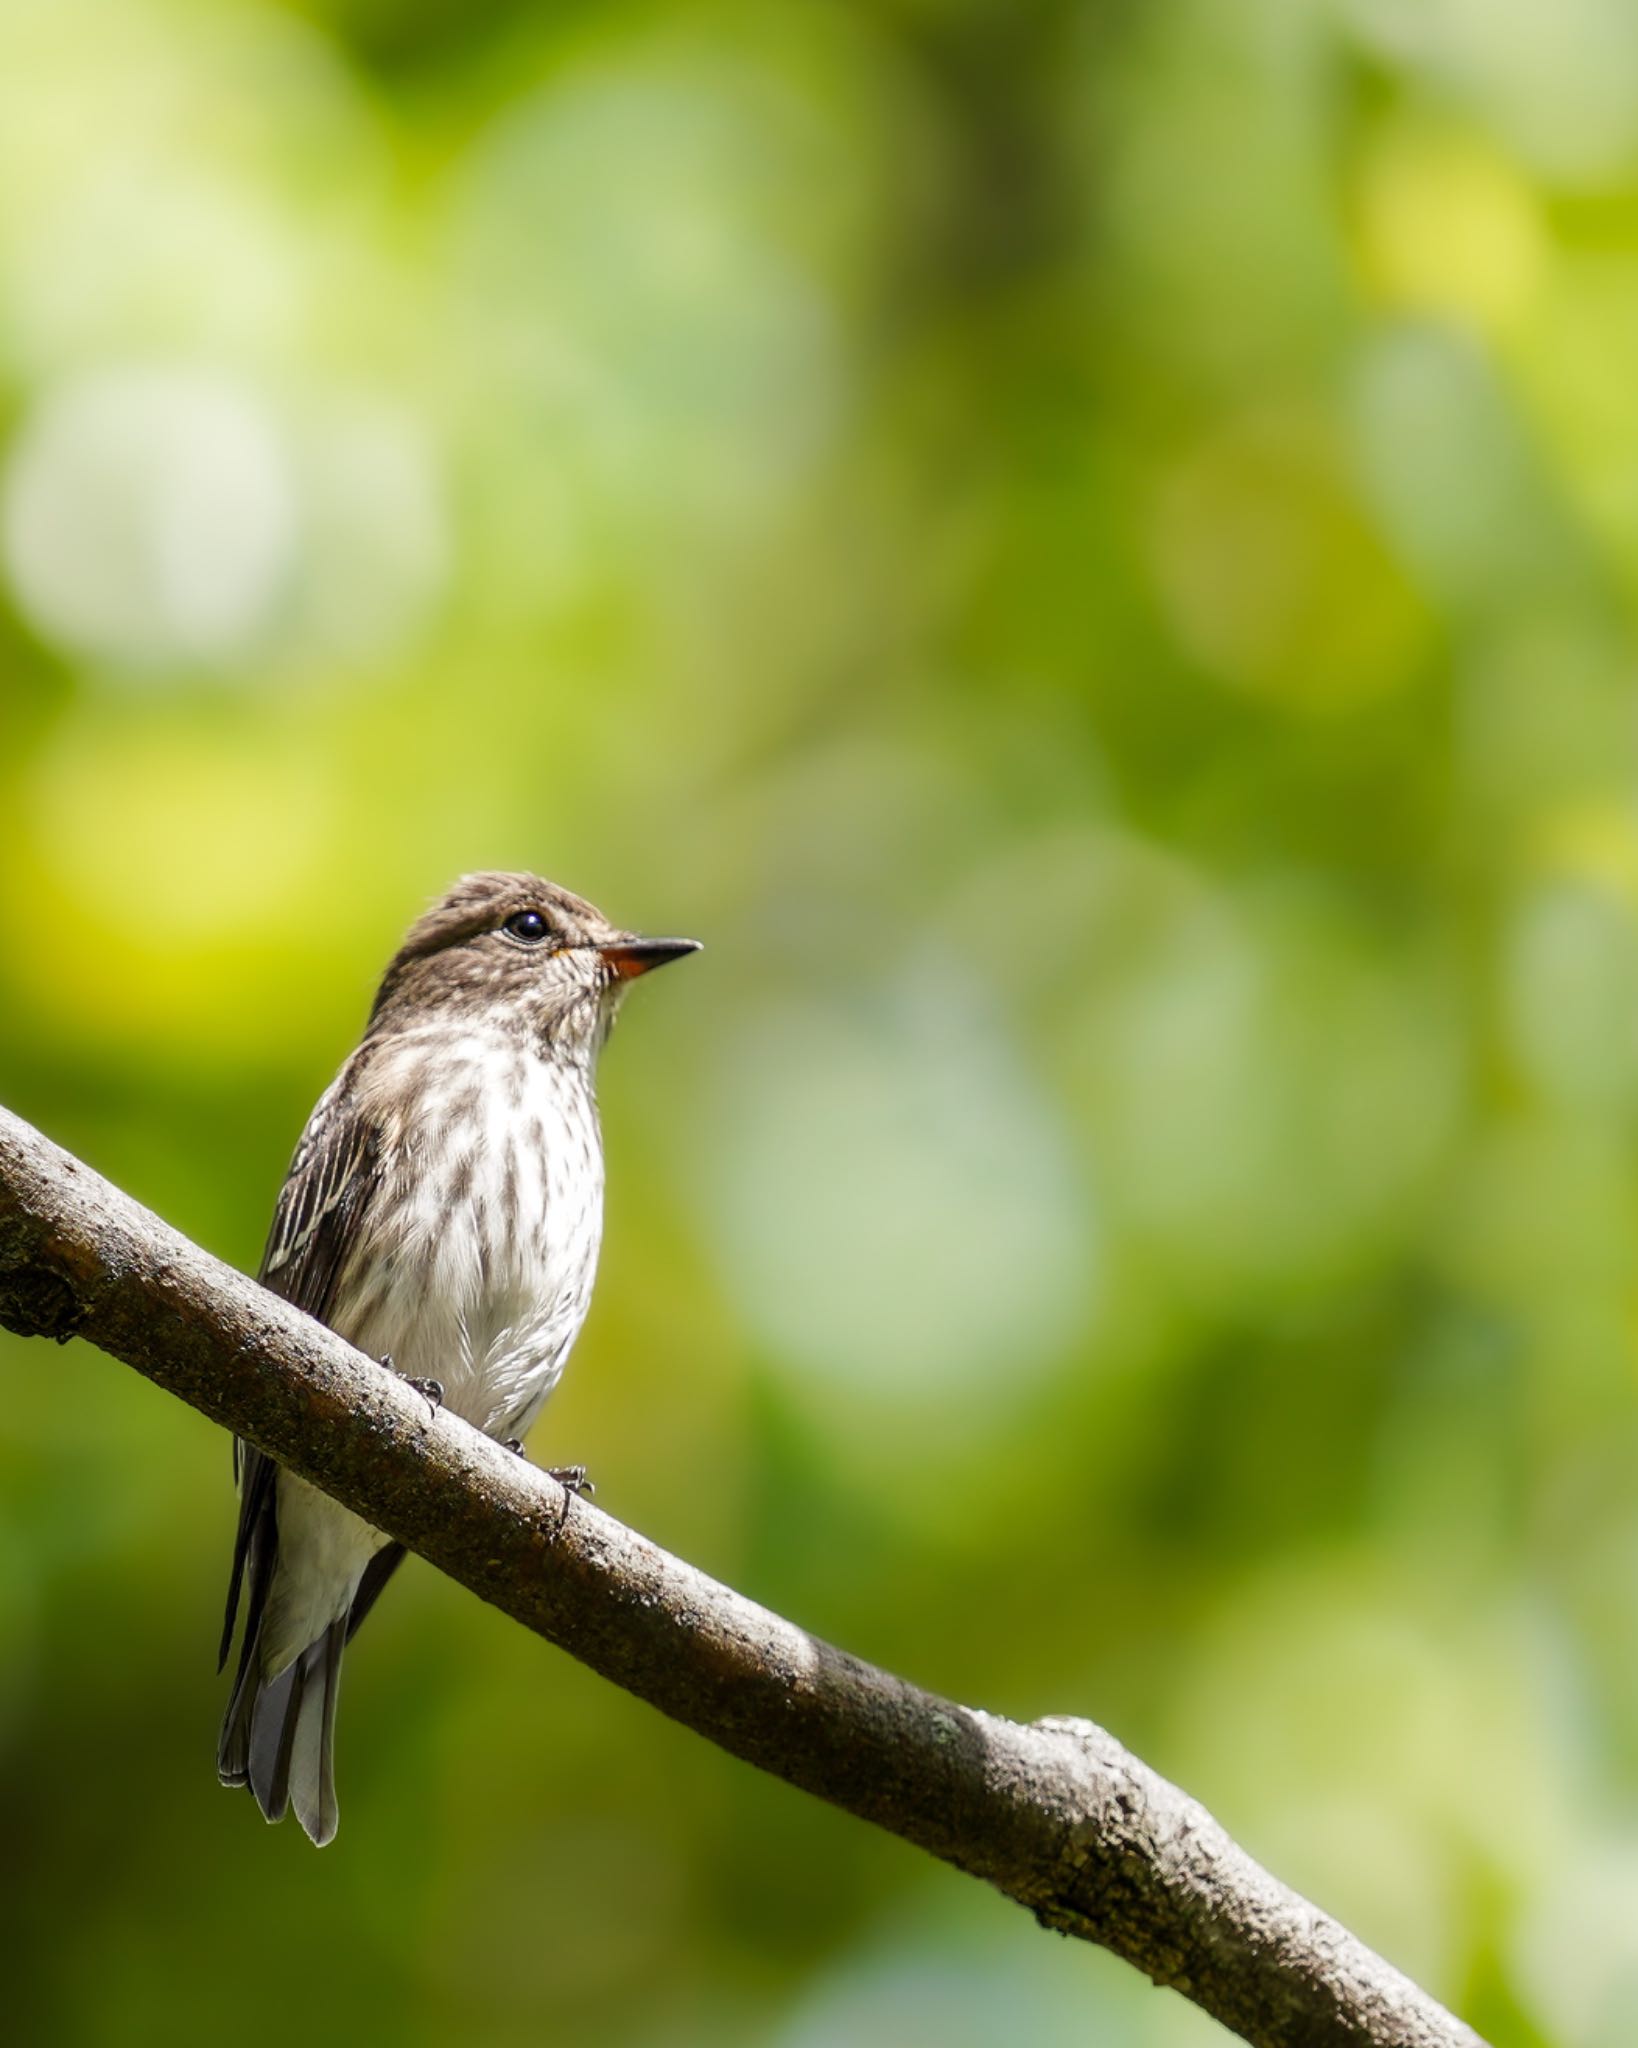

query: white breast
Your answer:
[334,1028,605,1441]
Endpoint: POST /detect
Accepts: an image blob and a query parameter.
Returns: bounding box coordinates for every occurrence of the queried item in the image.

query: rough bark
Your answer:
[0,1101,1486,2048]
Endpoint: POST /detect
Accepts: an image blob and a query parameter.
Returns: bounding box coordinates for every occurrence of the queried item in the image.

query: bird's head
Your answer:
[367,871,699,1063]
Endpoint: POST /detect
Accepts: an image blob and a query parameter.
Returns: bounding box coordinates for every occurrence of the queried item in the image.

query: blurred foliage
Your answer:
[0,0,1634,2042]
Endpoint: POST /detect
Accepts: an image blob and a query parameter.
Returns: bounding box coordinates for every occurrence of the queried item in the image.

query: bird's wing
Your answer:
[218,1067,386,1675]
[256,1067,385,1322]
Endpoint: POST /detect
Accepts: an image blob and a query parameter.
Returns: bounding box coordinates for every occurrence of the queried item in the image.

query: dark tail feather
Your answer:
[251,1655,303,1824]
[347,1543,407,1643]
[290,1621,345,1847]
[240,1622,346,1846]
[218,1452,278,1787]
[219,1447,276,1672]
[217,1645,260,1789]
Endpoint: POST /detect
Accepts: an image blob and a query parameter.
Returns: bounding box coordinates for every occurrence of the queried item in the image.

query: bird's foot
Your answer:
[500,1438,595,1500]
[404,1376,443,1420]
[542,1462,594,1536]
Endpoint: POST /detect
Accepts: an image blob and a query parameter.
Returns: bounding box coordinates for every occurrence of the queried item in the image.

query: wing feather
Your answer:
[219,1064,386,1675]
[257,1070,384,1321]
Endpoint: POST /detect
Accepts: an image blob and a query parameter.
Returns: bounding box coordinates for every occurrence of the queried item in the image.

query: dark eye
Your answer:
[504,910,551,944]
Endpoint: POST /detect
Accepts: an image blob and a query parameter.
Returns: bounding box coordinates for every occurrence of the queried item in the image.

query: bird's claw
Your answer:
[498,1439,593,1529]
[540,1462,593,1536]
[501,1438,594,1498]
[403,1375,443,1421]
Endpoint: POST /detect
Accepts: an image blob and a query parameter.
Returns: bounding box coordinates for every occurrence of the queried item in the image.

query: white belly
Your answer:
[339,1030,604,1438]
[261,1034,603,1673]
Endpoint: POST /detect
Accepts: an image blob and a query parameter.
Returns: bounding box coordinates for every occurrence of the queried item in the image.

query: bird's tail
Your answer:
[218,1616,347,1848]
[218,1446,382,1847]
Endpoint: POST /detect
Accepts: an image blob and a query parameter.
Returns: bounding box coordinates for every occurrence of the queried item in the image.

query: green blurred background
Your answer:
[0,0,1632,2041]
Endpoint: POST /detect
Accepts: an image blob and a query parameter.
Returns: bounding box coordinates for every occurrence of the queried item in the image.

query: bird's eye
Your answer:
[504,910,551,944]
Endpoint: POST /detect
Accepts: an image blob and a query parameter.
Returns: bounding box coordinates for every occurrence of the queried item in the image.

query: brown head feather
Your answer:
[366,872,627,1045]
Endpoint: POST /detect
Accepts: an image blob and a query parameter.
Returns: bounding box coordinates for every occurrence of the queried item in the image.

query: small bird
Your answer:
[216,872,699,1844]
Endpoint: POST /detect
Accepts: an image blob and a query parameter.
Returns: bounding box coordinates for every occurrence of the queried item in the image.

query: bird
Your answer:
[215,871,699,1845]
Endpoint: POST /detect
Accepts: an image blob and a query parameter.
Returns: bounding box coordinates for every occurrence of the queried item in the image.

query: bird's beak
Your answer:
[597,935,703,981]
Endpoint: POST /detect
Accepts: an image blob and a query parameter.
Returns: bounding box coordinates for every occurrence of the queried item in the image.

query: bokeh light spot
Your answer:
[698,962,1093,1441]
[1151,406,1430,710]
[1353,120,1545,335]
[4,700,337,1060]
[2,363,296,670]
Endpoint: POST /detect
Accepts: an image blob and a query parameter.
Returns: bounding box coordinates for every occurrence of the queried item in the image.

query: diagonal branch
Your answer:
[0,1101,1484,2048]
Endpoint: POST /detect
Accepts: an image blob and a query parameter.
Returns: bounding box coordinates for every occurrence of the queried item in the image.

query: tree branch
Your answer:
[0,1101,1484,2048]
